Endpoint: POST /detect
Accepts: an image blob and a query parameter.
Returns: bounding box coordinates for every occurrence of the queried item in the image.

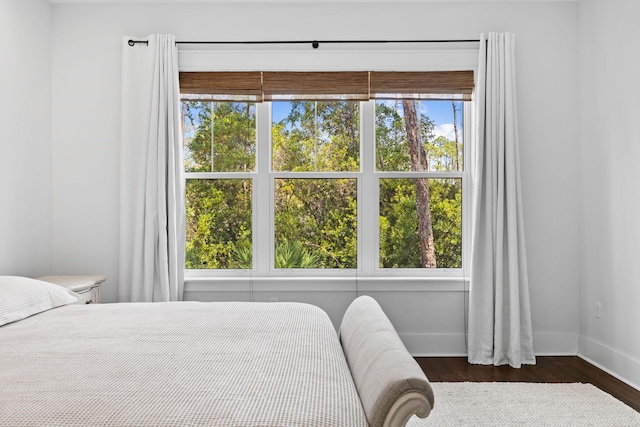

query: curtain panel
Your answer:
[467,33,535,367]
[119,34,185,302]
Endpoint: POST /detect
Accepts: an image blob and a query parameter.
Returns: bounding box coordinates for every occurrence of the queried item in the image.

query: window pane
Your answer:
[274,178,357,268]
[375,100,463,172]
[181,101,256,173]
[379,178,461,268]
[185,179,252,269]
[272,101,360,172]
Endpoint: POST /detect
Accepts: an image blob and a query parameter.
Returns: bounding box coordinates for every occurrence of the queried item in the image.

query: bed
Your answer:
[0,276,434,427]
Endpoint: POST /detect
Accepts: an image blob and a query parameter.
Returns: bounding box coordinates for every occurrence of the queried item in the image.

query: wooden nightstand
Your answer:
[38,275,107,304]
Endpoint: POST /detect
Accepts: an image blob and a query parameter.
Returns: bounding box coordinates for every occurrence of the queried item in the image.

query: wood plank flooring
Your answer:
[415,356,640,412]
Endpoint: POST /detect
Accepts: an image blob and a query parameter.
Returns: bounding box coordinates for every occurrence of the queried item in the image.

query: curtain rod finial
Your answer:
[128,39,149,46]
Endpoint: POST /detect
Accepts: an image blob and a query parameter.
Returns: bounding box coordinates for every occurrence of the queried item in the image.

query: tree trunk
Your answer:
[243,103,250,196]
[452,101,461,170]
[402,100,437,268]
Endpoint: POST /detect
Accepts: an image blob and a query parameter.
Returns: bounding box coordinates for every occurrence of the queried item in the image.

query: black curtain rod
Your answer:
[127,39,480,49]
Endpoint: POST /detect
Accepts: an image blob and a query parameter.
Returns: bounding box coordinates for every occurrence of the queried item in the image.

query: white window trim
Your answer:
[185,275,470,294]
[178,46,479,72]
[181,46,478,289]
[184,99,471,283]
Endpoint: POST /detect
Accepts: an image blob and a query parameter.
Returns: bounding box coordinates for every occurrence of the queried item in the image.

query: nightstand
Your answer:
[38,275,107,304]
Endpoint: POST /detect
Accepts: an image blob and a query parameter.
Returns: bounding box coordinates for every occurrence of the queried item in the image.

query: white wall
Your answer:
[578,0,640,389]
[50,1,581,356]
[0,0,52,277]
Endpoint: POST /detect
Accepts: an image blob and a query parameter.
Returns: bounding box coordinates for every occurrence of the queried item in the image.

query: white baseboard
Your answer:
[400,333,468,357]
[401,332,579,358]
[532,332,579,356]
[578,335,640,392]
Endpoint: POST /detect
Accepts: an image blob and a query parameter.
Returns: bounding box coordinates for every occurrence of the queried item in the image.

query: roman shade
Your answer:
[180,72,262,101]
[370,71,474,101]
[262,72,369,101]
[180,71,474,101]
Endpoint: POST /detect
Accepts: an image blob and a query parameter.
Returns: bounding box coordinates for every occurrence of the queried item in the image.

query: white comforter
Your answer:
[0,301,368,427]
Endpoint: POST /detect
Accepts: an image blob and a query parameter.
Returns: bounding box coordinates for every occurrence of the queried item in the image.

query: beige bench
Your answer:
[340,295,434,427]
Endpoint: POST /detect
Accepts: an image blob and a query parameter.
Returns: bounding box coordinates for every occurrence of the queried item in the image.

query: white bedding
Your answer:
[0,301,369,427]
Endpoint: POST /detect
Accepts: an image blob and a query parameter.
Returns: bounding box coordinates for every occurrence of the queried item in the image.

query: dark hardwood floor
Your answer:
[415,356,640,412]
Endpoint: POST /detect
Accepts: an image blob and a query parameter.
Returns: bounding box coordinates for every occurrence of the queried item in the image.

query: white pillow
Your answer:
[0,276,80,326]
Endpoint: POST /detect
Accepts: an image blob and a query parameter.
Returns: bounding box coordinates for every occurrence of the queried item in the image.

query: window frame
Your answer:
[180,46,478,288]
[184,99,471,281]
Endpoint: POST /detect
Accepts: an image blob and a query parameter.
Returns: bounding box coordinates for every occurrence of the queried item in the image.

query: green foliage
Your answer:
[183,101,255,172]
[231,240,252,269]
[274,178,357,268]
[272,101,359,269]
[273,101,359,172]
[184,178,252,269]
[376,101,411,171]
[274,240,321,269]
[376,101,436,171]
[379,179,421,268]
[430,179,463,268]
[182,99,463,270]
[378,178,461,268]
[376,100,462,268]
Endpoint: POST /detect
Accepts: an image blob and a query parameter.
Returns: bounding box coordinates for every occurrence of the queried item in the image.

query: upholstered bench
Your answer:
[340,295,434,427]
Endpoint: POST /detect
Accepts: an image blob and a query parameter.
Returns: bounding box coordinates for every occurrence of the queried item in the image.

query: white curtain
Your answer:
[467,33,535,367]
[119,34,185,302]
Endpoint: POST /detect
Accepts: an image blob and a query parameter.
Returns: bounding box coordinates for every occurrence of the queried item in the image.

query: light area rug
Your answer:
[407,382,640,426]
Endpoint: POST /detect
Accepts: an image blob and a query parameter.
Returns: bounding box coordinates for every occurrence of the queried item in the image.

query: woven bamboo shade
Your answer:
[179,72,262,101]
[370,71,474,101]
[262,72,370,101]
[179,71,474,101]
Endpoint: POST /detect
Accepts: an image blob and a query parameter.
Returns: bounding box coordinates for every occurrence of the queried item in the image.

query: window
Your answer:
[182,101,255,269]
[181,71,472,278]
[375,100,463,269]
[272,100,359,270]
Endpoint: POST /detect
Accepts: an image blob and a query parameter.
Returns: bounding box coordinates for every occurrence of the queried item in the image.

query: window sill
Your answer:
[184,275,469,293]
